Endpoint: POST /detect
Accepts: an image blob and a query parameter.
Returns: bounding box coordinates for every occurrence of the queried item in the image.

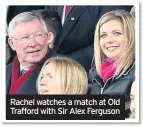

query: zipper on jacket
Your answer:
[93,78,105,94]
[101,87,104,94]
[93,76,113,94]
[101,76,113,94]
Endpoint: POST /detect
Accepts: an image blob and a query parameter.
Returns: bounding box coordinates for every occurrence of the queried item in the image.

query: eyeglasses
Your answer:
[12,32,48,42]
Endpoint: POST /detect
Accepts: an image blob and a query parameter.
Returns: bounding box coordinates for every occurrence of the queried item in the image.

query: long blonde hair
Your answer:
[37,56,88,94]
[94,10,135,79]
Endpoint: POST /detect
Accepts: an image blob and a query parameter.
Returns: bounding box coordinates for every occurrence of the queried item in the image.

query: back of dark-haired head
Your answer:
[33,9,62,46]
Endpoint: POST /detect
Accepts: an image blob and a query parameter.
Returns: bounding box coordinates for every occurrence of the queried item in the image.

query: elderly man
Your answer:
[6,10,62,94]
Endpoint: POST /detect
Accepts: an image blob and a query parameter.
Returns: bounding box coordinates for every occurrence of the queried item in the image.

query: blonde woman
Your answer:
[89,10,135,116]
[37,56,88,94]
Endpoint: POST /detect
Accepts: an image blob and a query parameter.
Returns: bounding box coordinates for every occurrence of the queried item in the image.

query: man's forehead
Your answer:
[13,18,45,34]
[15,18,42,28]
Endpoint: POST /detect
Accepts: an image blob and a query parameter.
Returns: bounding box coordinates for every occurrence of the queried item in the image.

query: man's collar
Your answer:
[20,64,29,72]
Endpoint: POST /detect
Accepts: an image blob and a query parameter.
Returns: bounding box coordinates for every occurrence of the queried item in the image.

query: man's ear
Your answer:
[47,32,55,49]
[8,38,16,51]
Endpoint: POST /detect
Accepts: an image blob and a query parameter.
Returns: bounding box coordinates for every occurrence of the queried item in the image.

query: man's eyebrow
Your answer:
[45,73,51,76]
[100,32,106,34]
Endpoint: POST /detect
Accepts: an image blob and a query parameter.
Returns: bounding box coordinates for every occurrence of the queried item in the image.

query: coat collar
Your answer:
[90,63,135,86]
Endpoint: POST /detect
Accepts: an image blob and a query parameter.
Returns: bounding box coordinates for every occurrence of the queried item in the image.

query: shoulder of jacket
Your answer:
[6,62,12,69]
[123,63,135,76]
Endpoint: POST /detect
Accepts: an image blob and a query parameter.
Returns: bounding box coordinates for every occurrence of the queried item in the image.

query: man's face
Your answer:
[9,18,51,67]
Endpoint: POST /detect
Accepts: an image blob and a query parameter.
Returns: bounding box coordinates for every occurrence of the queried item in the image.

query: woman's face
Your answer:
[130,82,136,118]
[38,63,61,94]
[100,19,126,59]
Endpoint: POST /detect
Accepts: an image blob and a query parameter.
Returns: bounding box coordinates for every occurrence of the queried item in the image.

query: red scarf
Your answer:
[100,59,116,82]
[9,56,38,94]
